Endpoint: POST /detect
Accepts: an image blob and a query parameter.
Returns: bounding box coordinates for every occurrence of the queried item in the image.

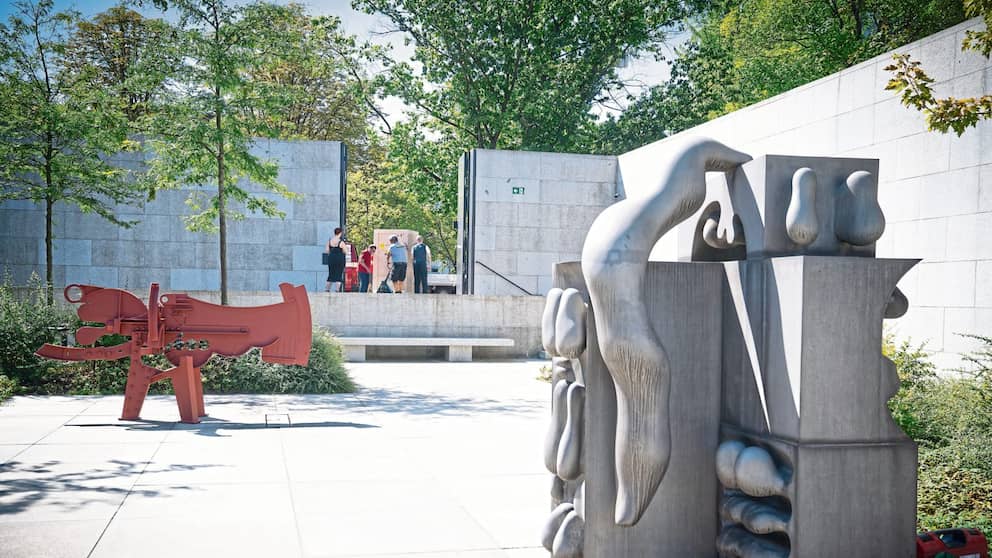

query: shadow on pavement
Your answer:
[354,387,544,417]
[0,459,204,516]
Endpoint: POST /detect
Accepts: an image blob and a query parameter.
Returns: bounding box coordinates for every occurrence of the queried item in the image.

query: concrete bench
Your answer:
[338,337,515,362]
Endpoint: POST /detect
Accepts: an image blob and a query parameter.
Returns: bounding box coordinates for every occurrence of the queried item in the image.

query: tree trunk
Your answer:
[217,103,228,305]
[44,194,54,305]
[43,146,54,304]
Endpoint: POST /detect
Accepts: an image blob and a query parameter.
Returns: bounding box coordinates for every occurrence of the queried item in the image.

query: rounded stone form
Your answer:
[551,475,565,507]
[542,502,574,551]
[552,510,584,558]
[885,287,909,319]
[557,383,586,480]
[542,288,565,356]
[836,170,885,246]
[555,289,587,359]
[786,167,819,247]
[573,481,586,520]
[716,440,746,489]
[735,446,786,498]
[544,379,570,474]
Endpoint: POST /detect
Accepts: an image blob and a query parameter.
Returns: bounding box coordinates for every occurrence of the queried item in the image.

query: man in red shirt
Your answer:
[358,245,375,293]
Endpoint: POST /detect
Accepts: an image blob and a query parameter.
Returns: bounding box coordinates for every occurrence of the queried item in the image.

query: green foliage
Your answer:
[0,374,18,403]
[0,278,352,395]
[0,276,79,391]
[63,5,177,123]
[199,327,354,394]
[886,335,992,532]
[348,0,695,252]
[250,6,382,165]
[355,0,694,152]
[595,0,967,152]
[52,327,354,395]
[885,0,992,136]
[142,0,303,304]
[0,0,147,298]
[346,134,459,263]
[918,442,992,532]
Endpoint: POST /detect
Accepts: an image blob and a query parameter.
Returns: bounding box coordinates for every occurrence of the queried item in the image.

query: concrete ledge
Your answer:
[338,337,514,362]
[160,291,544,359]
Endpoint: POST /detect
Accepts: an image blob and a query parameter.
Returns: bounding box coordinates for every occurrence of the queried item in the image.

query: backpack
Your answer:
[376,279,393,294]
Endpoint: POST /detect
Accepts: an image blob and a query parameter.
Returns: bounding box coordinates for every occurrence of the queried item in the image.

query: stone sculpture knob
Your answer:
[786,167,819,247]
[835,170,885,246]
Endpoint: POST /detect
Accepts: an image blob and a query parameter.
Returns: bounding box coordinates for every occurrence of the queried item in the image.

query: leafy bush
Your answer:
[887,336,992,533]
[0,277,353,395]
[0,374,17,403]
[0,277,79,391]
[199,327,354,394]
[48,328,353,395]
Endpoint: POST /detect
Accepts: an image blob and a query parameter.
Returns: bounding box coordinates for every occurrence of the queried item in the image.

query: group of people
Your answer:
[324,227,432,294]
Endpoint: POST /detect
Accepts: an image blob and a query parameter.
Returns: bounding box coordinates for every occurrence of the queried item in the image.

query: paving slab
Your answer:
[0,520,107,558]
[0,360,551,558]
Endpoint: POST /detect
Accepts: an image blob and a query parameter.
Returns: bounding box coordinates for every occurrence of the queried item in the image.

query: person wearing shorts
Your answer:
[386,235,408,294]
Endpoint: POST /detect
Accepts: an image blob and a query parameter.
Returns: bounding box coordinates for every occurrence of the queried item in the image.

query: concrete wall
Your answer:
[217,291,545,359]
[466,18,989,367]
[0,139,345,294]
[637,16,990,369]
[464,149,618,296]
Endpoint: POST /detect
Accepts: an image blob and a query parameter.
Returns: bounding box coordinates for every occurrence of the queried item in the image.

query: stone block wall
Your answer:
[0,139,345,293]
[464,149,618,296]
[465,18,989,367]
[223,291,545,359]
[638,17,991,369]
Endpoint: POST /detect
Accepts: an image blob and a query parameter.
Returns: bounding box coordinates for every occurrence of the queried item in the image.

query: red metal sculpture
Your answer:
[36,282,312,424]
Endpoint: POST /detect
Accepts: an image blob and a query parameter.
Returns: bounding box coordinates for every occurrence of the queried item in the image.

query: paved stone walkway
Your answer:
[0,361,551,558]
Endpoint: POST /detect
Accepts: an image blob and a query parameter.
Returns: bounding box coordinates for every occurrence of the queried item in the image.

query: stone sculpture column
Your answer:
[543,142,918,558]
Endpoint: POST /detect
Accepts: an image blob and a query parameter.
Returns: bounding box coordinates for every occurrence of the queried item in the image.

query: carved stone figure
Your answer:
[581,137,751,525]
[546,138,918,557]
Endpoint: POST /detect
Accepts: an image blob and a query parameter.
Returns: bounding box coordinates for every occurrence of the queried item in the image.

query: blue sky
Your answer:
[0,1,405,52]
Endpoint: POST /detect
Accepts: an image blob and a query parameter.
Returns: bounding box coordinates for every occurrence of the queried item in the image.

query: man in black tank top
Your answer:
[412,236,431,294]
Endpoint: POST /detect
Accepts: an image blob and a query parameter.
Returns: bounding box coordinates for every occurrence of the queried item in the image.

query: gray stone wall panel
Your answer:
[0,139,343,293]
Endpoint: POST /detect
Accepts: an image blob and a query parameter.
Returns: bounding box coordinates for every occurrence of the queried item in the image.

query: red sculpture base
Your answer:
[121,354,206,424]
[36,282,312,425]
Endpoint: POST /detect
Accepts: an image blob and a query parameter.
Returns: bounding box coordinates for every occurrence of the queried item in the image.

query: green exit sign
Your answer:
[512,186,525,195]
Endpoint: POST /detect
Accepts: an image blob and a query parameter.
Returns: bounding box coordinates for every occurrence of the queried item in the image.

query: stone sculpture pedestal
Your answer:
[553,255,917,558]
[720,256,917,557]
[554,260,725,557]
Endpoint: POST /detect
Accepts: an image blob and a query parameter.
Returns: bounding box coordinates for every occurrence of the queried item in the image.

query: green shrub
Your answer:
[0,276,352,395]
[32,327,352,396]
[887,335,992,532]
[0,374,17,403]
[0,276,79,390]
[199,327,354,394]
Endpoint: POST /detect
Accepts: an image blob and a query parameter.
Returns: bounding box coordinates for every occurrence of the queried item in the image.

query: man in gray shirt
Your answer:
[386,235,408,294]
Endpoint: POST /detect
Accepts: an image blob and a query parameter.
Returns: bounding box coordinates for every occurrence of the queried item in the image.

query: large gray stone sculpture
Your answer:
[541,286,589,558]
[581,137,751,526]
[544,139,918,557]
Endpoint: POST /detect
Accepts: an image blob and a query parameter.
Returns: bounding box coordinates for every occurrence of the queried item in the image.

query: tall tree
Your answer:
[592,0,968,153]
[346,135,455,262]
[351,0,696,266]
[355,0,695,152]
[63,5,177,123]
[248,6,386,165]
[143,0,300,305]
[0,0,144,302]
